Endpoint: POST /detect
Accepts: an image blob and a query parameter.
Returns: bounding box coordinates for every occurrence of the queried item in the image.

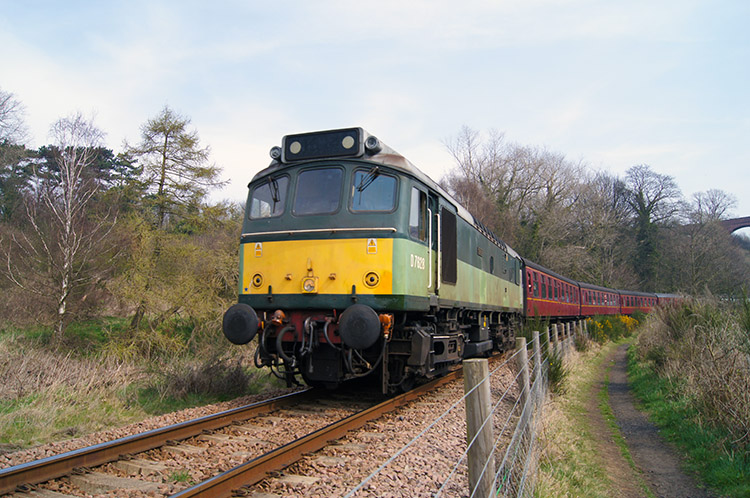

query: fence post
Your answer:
[552,323,560,357]
[515,337,531,427]
[532,330,541,381]
[532,330,542,408]
[464,359,495,498]
[542,326,551,366]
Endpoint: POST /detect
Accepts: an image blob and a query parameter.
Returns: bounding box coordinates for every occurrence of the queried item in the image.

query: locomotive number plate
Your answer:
[410,254,426,270]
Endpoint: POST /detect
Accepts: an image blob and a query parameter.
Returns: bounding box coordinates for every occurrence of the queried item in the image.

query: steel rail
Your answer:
[0,389,316,496]
[171,370,463,498]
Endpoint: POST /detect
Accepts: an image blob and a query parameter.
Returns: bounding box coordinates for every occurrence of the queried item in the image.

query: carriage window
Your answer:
[352,170,397,212]
[250,176,289,219]
[409,188,427,241]
[294,168,343,215]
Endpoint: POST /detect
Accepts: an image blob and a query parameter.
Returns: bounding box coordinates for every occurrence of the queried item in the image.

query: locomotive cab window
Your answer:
[293,167,343,215]
[351,169,397,212]
[409,188,427,242]
[249,175,289,219]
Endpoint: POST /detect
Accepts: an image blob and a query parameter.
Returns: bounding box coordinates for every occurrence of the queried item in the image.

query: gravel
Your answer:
[2,361,522,498]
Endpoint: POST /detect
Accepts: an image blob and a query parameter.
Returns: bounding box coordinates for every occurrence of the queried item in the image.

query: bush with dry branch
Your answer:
[635,297,750,450]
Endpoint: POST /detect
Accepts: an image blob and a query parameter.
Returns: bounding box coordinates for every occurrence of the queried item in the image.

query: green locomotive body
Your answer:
[223,128,523,393]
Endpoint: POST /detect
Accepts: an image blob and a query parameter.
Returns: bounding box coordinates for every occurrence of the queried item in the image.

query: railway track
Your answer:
[0,389,317,496]
[1,370,462,497]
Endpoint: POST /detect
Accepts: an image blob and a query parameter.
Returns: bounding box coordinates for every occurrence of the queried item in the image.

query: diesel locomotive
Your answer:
[222,127,678,394]
[222,127,524,393]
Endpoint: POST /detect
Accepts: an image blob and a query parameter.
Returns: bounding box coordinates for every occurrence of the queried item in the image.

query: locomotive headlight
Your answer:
[365,135,382,154]
[252,273,263,288]
[302,276,319,293]
[363,271,380,288]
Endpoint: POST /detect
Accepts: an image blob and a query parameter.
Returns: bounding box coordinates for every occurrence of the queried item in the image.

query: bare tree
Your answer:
[623,164,682,290]
[624,164,681,225]
[2,113,114,338]
[0,87,28,144]
[443,126,586,260]
[689,189,736,223]
[665,189,744,294]
[1,88,31,221]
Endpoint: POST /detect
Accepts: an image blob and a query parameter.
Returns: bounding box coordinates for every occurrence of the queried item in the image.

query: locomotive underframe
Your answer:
[255,306,520,394]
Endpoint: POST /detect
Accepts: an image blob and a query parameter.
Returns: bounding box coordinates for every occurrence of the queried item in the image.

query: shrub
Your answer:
[635,296,750,452]
[586,315,637,344]
[547,349,568,394]
[574,332,592,352]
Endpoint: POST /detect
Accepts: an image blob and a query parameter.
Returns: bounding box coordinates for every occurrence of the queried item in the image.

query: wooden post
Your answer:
[542,326,551,366]
[552,323,560,357]
[515,337,531,429]
[464,359,495,498]
[532,330,541,383]
[532,330,542,406]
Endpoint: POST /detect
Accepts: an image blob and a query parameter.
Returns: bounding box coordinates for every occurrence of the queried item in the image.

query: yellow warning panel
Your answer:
[241,238,392,295]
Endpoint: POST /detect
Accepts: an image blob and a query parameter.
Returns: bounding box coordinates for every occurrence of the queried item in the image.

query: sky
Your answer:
[1,0,749,223]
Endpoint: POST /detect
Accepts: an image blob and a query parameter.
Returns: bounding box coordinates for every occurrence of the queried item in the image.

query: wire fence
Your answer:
[343,320,584,498]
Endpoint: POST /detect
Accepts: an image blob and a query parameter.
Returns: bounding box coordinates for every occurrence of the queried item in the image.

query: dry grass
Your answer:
[0,333,146,448]
[0,328,282,451]
[635,297,750,450]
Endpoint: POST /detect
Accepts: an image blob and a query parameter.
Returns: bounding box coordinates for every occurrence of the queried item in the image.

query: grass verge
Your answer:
[535,341,620,497]
[627,346,750,498]
[0,324,284,450]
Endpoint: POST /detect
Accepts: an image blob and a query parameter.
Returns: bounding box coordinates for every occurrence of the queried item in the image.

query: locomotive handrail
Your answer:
[241,227,397,237]
[437,212,442,291]
[428,207,433,290]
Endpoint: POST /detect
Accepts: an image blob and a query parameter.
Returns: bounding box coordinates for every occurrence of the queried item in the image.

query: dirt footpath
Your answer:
[592,343,717,498]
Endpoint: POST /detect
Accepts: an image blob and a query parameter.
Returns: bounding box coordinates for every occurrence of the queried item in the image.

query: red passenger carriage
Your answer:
[618,290,657,315]
[522,259,580,320]
[579,282,619,317]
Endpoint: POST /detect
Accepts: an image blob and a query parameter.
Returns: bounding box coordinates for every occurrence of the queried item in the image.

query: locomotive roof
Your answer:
[252,127,520,260]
